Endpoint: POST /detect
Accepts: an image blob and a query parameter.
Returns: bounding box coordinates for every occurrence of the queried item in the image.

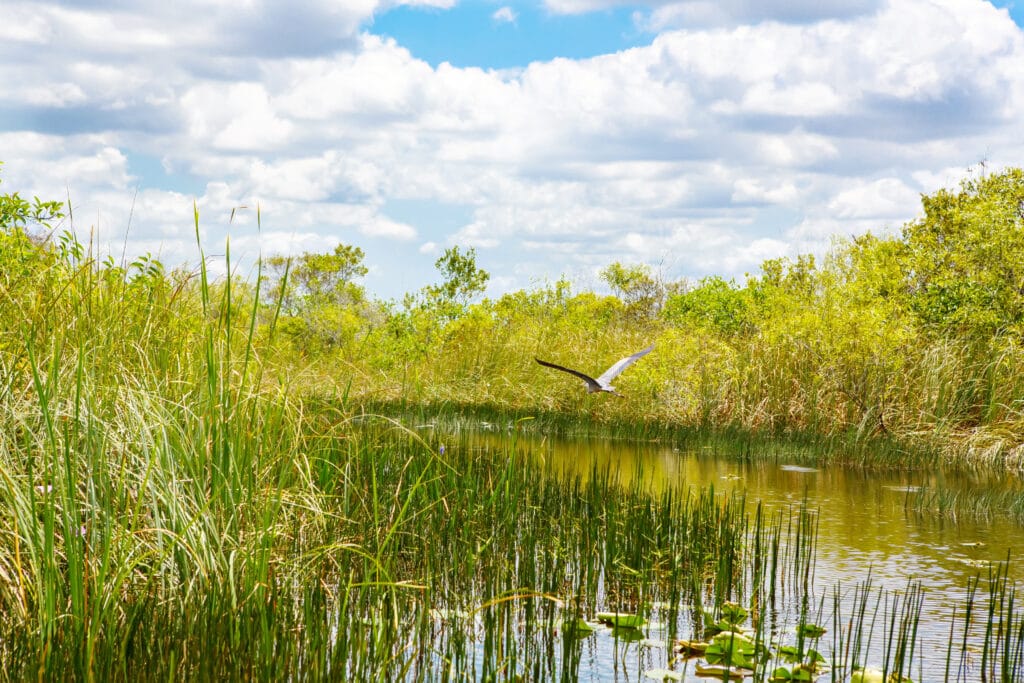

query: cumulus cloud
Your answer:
[827,178,921,220]
[493,6,518,24]
[2,0,1024,298]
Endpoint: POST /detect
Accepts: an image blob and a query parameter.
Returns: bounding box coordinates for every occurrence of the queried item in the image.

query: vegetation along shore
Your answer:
[3,163,1024,680]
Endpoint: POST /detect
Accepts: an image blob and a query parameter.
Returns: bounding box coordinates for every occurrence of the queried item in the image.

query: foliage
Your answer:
[5,163,1024,680]
[0,162,65,234]
[663,276,753,335]
[421,245,490,311]
[601,261,663,319]
[262,243,374,353]
[901,167,1024,337]
[264,242,368,313]
[7,162,1024,464]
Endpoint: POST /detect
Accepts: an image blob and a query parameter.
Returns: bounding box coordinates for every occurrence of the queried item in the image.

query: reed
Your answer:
[3,205,1024,680]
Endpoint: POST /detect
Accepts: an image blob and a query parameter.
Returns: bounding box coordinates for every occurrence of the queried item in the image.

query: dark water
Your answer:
[430,424,1024,681]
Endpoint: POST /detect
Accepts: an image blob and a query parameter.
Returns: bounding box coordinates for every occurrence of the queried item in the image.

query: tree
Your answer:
[600,262,663,319]
[422,246,490,310]
[264,243,368,315]
[662,276,752,335]
[262,243,370,352]
[901,167,1024,336]
[0,163,66,300]
[0,161,65,235]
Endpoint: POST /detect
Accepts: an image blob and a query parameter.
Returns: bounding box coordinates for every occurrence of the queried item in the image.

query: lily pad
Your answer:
[611,626,645,642]
[710,630,755,647]
[674,639,710,656]
[850,669,884,683]
[769,665,814,682]
[694,663,754,679]
[796,623,827,639]
[776,645,825,664]
[721,601,749,625]
[644,669,683,681]
[596,611,646,629]
[705,631,759,668]
[850,667,914,683]
[563,617,597,637]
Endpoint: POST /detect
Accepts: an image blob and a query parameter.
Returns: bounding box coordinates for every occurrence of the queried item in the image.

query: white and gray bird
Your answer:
[535,344,654,396]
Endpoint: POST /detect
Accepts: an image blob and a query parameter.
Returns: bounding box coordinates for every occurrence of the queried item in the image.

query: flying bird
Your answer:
[535,344,654,396]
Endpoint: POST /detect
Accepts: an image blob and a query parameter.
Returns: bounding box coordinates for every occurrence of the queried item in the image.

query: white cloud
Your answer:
[0,6,54,43]
[755,131,839,167]
[182,83,293,151]
[493,6,518,24]
[363,216,417,240]
[827,178,921,220]
[731,178,800,205]
[2,0,1024,299]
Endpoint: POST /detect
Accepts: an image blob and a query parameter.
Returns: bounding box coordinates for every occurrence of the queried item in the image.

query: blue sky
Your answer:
[370,3,650,69]
[2,0,1024,300]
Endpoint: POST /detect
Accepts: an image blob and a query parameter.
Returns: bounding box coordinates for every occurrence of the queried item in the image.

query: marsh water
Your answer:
[418,421,1024,681]
[517,431,1024,592]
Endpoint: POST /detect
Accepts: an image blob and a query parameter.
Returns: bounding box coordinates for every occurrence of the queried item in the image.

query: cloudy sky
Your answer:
[2,0,1023,299]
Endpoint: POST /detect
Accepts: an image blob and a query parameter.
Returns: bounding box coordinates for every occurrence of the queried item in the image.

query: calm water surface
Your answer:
[431,424,1024,680]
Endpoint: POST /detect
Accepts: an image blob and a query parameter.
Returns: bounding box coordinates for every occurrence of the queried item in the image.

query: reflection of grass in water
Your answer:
[382,402,1024,525]
[909,485,1024,524]
[362,399,929,467]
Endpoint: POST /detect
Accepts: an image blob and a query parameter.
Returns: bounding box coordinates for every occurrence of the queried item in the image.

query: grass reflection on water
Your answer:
[433,423,1024,680]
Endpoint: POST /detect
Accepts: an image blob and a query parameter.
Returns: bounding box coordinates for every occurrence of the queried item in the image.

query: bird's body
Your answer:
[535,344,654,396]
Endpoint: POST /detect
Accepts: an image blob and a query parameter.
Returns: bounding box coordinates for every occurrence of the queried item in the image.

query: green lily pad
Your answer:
[674,639,710,656]
[705,631,759,668]
[563,617,597,637]
[721,601,749,624]
[769,665,814,681]
[596,611,646,629]
[850,667,914,683]
[610,626,645,642]
[643,668,683,681]
[796,623,827,639]
[777,645,825,665]
[710,631,755,648]
[850,669,885,683]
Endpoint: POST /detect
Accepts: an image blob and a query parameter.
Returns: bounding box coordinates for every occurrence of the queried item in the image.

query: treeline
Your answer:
[3,164,1024,464]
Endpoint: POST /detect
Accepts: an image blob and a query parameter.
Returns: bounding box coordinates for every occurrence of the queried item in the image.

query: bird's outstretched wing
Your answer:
[595,344,654,385]
[535,358,601,391]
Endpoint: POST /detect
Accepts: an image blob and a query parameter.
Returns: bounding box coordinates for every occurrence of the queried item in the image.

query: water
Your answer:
[503,431,1024,584]
[426,423,1024,681]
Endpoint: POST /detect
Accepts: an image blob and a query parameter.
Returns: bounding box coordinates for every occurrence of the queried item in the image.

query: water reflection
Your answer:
[422,424,1024,678]
[500,430,1024,592]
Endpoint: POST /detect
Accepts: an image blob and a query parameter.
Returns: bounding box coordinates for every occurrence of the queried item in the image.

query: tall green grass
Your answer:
[326,299,1024,472]
[3,212,1024,680]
